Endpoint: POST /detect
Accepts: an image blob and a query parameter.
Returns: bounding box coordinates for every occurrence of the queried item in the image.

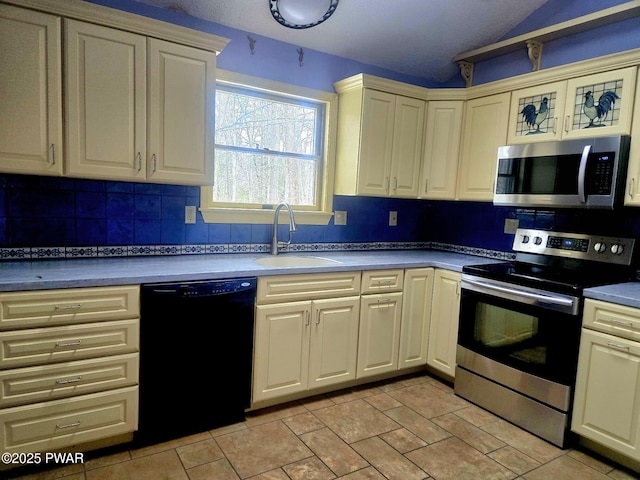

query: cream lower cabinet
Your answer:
[572,299,640,461]
[253,273,361,403]
[357,270,404,378]
[399,268,434,368]
[0,286,140,455]
[427,269,461,378]
[0,5,62,176]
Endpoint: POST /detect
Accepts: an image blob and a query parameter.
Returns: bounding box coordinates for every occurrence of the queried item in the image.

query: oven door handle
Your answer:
[578,144,592,204]
[461,277,579,314]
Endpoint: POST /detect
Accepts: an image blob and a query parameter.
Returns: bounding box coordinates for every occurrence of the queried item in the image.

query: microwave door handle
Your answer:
[578,144,592,203]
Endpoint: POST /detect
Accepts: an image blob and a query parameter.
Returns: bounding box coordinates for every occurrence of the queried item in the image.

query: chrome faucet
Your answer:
[270,203,297,255]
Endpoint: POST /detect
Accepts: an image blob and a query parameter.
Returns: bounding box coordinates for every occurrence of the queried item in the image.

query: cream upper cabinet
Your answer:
[457,92,510,202]
[146,38,215,184]
[427,269,461,378]
[624,72,640,205]
[399,268,434,369]
[65,20,215,185]
[508,68,636,144]
[334,75,426,198]
[0,5,62,176]
[420,101,464,199]
[65,20,147,181]
[507,82,568,144]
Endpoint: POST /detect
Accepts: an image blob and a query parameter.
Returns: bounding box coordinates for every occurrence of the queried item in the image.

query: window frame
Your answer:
[200,69,337,225]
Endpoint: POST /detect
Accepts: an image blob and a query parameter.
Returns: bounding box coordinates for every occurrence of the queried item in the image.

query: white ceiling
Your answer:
[134,0,550,83]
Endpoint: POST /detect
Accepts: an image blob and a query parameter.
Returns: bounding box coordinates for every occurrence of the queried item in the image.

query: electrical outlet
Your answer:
[334,210,347,225]
[389,211,398,227]
[504,218,519,234]
[185,206,197,224]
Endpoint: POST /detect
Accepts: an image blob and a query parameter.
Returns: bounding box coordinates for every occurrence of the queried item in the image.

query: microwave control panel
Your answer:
[513,228,634,265]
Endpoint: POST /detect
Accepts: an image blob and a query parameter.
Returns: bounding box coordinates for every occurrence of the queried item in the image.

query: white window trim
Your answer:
[200,69,337,225]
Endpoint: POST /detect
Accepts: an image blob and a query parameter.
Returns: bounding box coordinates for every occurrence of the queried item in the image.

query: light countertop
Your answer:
[0,250,502,292]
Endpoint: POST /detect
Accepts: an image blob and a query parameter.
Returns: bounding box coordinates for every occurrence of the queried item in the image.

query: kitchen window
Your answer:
[200,70,337,224]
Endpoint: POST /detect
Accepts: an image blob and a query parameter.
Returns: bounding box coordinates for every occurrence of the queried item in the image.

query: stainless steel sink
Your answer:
[254,255,341,267]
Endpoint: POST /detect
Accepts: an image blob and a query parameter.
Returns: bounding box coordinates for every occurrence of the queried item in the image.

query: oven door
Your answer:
[457,274,582,412]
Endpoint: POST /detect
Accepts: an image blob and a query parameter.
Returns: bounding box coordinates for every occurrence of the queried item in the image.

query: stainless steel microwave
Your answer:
[494,135,630,209]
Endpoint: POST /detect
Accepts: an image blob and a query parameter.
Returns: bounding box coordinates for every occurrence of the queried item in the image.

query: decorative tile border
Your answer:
[0,241,509,261]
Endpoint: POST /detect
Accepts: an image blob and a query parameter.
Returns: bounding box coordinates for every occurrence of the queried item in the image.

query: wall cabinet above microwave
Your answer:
[507,67,637,144]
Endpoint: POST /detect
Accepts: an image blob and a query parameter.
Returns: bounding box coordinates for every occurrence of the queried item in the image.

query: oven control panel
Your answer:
[513,228,635,265]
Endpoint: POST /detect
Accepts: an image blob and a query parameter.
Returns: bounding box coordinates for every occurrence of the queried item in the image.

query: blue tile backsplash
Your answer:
[2,173,640,261]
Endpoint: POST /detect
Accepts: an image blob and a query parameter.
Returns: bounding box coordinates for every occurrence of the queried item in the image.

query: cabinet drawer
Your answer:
[583,299,640,342]
[0,285,140,330]
[0,353,139,408]
[0,319,139,369]
[0,386,138,454]
[361,270,404,294]
[258,272,361,304]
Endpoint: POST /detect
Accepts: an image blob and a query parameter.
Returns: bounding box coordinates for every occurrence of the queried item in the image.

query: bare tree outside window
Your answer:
[213,87,324,208]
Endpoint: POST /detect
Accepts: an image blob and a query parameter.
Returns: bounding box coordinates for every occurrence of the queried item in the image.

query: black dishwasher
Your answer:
[136,277,256,446]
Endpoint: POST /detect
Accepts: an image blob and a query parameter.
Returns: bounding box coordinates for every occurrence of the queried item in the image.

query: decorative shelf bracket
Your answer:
[526,40,543,71]
[458,61,474,88]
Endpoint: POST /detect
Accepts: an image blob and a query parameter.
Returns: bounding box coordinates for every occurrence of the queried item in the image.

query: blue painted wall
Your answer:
[1,0,640,255]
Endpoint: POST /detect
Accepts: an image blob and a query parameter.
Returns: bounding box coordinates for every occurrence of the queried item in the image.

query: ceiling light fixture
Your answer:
[269,0,339,29]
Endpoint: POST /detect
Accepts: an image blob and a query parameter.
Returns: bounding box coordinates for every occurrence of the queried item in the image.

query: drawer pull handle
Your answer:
[609,318,634,327]
[56,421,81,429]
[55,340,82,348]
[607,341,630,352]
[54,305,82,311]
[55,376,83,385]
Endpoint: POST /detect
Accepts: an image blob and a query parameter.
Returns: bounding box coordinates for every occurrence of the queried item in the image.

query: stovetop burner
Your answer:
[463,229,637,295]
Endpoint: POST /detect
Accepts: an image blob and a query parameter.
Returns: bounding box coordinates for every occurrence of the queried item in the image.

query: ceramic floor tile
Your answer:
[384,405,450,444]
[313,399,400,444]
[567,449,615,474]
[187,458,241,480]
[522,455,614,480]
[387,382,469,418]
[380,427,428,453]
[432,412,506,453]
[246,468,290,480]
[300,427,369,476]
[351,436,428,480]
[283,411,326,435]
[283,456,337,480]
[453,404,501,427]
[336,467,387,479]
[175,438,225,469]
[363,392,403,411]
[407,436,516,480]
[86,449,189,480]
[481,419,564,464]
[215,420,313,478]
[244,402,308,426]
[487,445,542,475]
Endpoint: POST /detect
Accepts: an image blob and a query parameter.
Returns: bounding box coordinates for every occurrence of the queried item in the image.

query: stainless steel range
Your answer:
[455,228,636,448]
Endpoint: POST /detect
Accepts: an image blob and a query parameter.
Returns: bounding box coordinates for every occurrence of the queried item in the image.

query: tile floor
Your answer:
[7,372,640,480]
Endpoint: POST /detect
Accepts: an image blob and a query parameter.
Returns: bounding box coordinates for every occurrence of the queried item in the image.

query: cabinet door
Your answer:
[420,101,463,199]
[357,292,403,378]
[390,96,425,198]
[457,92,510,201]
[253,302,310,402]
[147,38,215,185]
[399,268,434,369]
[624,72,640,206]
[507,82,567,144]
[357,89,395,196]
[427,270,461,378]
[0,5,62,176]
[308,297,360,388]
[563,67,636,140]
[65,20,146,181]
[572,329,640,461]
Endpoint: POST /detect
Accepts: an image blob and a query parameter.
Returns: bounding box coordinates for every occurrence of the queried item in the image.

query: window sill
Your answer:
[199,208,334,225]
